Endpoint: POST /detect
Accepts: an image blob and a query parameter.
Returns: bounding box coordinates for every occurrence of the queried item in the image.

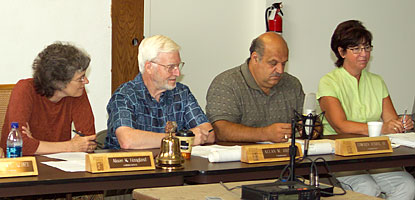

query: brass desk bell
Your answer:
[155,121,184,169]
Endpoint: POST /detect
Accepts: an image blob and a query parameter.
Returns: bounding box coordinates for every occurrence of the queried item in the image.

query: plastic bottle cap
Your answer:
[11,122,19,129]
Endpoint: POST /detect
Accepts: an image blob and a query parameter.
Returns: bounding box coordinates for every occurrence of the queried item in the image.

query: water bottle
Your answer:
[6,122,23,158]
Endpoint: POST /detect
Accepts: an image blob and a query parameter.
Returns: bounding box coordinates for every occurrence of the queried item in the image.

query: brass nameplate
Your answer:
[335,136,392,156]
[241,143,302,163]
[0,157,38,178]
[86,152,155,173]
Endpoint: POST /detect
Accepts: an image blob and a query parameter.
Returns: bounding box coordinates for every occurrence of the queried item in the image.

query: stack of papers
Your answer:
[192,145,241,163]
[296,139,335,155]
[386,132,415,148]
[42,152,87,172]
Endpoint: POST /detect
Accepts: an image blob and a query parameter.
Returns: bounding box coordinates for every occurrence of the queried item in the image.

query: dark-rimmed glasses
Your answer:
[347,45,373,54]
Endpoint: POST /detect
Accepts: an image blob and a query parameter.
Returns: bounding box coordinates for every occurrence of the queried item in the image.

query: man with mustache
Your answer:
[206,32,304,143]
[106,35,215,149]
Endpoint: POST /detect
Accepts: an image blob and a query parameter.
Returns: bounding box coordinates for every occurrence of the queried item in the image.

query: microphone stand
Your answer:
[240,113,326,200]
[288,118,298,182]
[303,113,316,158]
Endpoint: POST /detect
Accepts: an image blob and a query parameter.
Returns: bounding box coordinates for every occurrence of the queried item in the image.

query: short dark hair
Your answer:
[331,20,373,67]
[249,37,265,61]
[32,42,90,97]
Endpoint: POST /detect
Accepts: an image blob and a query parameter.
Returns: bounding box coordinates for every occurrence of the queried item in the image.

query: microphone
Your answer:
[303,93,317,136]
[302,93,317,157]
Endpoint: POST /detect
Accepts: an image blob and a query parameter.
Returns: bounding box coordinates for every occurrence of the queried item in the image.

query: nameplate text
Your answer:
[0,157,38,178]
[241,143,302,164]
[335,136,392,156]
[86,152,155,173]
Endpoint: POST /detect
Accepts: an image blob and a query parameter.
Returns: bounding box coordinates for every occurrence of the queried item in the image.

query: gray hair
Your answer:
[249,37,265,61]
[32,42,90,97]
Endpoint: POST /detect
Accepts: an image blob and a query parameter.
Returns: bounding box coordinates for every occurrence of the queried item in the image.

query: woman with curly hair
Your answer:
[1,42,97,155]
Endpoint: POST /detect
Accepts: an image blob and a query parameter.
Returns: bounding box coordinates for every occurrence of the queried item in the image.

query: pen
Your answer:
[403,110,407,133]
[72,130,103,146]
[72,129,86,137]
[208,129,214,133]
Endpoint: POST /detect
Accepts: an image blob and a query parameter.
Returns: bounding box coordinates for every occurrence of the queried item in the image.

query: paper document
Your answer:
[192,145,241,163]
[386,132,415,148]
[43,152,87,161]
[41,152,87,172]
[296,139,335,155]
[42,160,85,172]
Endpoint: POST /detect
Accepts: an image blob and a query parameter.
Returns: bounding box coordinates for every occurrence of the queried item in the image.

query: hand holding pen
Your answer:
[399,109,414,133]
[72,130,103,150]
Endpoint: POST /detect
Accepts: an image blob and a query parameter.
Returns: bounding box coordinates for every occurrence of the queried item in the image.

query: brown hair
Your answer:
[331,20,373,67]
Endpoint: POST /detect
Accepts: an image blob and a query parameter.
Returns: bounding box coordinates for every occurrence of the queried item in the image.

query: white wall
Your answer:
[281,0,415,114]
[145,0,266,111]
[1,0,414,133]
[147,0,415,115]
[0,0,111,132]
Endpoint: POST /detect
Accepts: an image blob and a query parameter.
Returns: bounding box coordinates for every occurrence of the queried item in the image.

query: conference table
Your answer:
[0,149,195,198]
[185,146,415,183]
[185,134,415,184]
[1,134,415,198]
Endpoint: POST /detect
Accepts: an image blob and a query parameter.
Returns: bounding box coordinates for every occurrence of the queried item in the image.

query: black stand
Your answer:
[288,118,298,181]
[241,117,321,200]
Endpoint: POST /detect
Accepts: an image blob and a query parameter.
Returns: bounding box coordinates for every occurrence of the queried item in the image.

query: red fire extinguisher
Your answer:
[266,2,283,33]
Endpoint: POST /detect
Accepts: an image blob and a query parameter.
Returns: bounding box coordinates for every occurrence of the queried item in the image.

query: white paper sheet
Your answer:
[41,152,87,172]
[42,152,87,161]
[42,160,85,172]
[386,132,415,148]
[192,145,241,163]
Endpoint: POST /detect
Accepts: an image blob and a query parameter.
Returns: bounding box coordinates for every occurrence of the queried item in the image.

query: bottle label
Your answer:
[7,146,22,158]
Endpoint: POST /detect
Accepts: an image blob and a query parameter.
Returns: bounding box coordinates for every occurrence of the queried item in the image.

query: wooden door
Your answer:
[111,0,144,93]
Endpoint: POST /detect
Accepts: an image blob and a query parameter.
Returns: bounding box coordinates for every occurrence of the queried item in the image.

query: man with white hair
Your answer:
[106,35,215,149]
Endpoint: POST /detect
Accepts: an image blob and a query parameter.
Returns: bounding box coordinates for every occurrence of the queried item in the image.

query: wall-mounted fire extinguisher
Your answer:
[266,2,283,33]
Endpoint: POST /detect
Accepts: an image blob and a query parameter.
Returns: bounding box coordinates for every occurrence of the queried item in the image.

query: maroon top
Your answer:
[1,78,95,155]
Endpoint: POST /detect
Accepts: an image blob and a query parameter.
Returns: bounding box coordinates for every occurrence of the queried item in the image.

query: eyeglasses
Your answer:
[72,75,87,83]
[347,45,373,54]
[151,61,185,73]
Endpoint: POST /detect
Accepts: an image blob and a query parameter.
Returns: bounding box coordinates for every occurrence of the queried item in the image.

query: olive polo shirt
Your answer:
[206,61,305,127]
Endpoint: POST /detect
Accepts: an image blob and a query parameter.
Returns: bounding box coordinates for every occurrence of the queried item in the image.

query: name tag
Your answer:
[86,152,155,173]
[0,157,38,178]
[335,136,392,156]
[241,143,302,163]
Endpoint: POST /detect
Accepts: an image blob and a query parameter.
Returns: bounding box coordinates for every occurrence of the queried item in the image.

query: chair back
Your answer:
[96,129,107,150]
[0,84,15,135]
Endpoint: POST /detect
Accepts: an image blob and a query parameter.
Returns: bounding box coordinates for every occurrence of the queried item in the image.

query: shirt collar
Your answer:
[135,73,168,104]
[241,60,262,91]
[339,67,368,81]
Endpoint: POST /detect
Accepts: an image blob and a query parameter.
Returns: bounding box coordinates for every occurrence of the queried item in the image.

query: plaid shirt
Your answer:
[106,73,208,149]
